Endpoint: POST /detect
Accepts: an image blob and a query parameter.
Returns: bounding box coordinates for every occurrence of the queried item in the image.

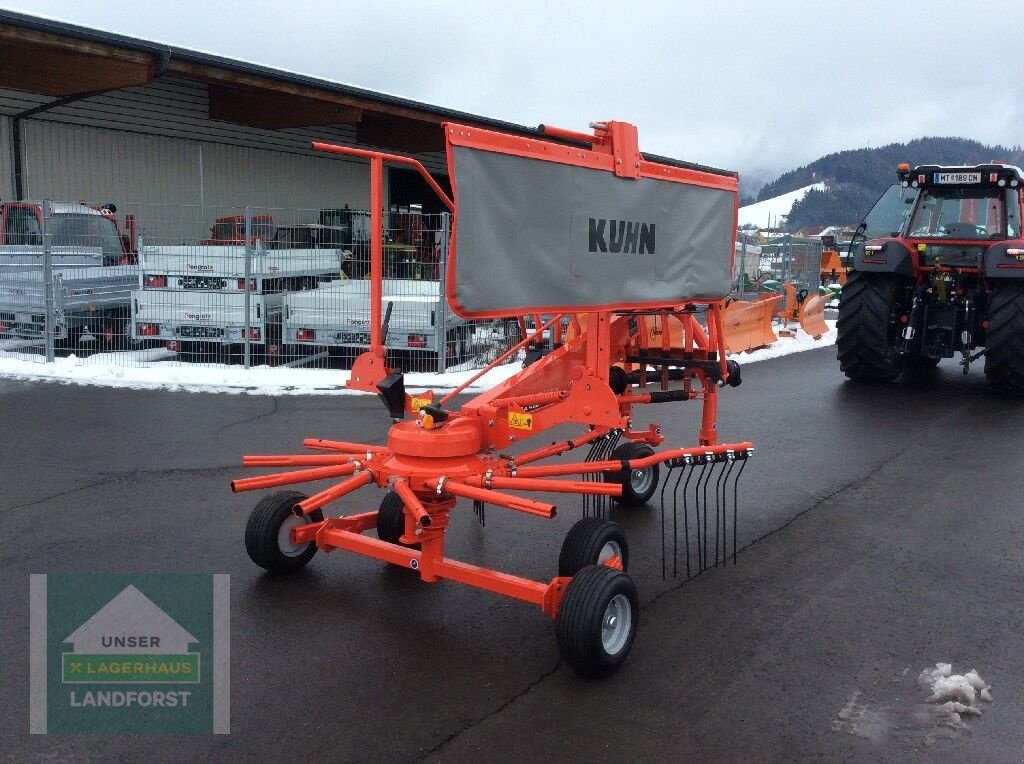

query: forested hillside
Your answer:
[754,138,1024,230]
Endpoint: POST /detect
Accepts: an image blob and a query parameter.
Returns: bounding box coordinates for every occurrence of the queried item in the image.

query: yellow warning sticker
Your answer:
[410,396,431,412]
[507,411,534,431]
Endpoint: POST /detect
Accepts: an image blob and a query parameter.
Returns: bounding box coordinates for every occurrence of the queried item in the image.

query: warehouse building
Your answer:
[0,9,535,238]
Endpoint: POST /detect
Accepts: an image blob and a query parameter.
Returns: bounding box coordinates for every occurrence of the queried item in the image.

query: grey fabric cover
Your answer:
[450,145,735,315]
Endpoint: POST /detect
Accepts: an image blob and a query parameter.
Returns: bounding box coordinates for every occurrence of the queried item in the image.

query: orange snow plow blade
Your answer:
[820,248,846,286]
[780,283,803,322]
[722,296,780,353]
[799,293,830,339]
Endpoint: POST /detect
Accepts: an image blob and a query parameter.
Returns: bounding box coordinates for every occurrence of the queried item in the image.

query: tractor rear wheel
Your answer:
[245,491,323,574]
[558,517,629,576]
[555,565,639,678]
[984,281,1024,395]
[836,272,908,382]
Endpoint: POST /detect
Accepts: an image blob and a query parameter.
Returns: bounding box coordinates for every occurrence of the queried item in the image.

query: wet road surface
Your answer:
[2,348,1023,761]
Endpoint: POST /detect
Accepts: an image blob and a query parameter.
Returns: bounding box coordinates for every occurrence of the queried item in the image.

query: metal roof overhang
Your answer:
[0,8,536,154]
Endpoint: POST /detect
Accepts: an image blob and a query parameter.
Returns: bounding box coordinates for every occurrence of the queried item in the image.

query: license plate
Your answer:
[934,172,981,184]
[337,332,369,344]
[179,326,224,338]
[181,276,227,289]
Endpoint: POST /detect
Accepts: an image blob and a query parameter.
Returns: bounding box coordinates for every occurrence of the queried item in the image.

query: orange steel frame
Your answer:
[237,121,752,621]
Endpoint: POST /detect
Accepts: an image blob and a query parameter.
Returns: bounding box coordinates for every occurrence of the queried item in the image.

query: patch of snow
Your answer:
[941,701,981,717]
[963,670,987,692]
[738,182,828,228]
[0,322,836,396]
[726,320,836,363]
[926,676,976,705]
[917,662,993,728]
[918,663,952,686]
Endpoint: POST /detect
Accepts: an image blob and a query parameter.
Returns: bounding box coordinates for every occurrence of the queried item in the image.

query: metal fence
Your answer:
[0,202,525,373]
[756,235,823,293]
[730,233,825,303]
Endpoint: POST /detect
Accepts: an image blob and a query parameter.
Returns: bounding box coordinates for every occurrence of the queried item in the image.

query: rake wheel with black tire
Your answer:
[245,490,323,573]
[555,565,639,678]
[558,517,629,577]
[605,441,659,506]
[376,490,421,549]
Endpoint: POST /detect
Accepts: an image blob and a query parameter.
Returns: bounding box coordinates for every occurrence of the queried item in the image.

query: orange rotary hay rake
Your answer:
[234,120,754,677]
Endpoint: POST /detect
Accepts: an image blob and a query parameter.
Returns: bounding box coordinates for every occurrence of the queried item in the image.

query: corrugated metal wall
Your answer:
[0,116,12,199]
[20,121,373,240]
[0,76,446,172]
[0,75,449,238]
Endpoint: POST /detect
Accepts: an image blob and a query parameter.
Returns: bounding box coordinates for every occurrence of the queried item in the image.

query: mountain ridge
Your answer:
[747,138,1024,231]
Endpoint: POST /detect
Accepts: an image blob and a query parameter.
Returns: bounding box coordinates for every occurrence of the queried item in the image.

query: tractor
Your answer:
[838,162,1024,393]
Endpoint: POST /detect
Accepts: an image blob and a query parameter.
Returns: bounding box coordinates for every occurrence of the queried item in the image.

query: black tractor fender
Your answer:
[984,241,1024,278]
[851,239,914,277]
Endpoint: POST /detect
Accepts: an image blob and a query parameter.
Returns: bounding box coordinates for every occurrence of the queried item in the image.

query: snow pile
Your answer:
[0,322,836,396]
[918,663,993,726]
[0,352,525,396]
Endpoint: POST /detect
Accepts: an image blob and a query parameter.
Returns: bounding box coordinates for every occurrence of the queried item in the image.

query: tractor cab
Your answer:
[851,163,1024,272]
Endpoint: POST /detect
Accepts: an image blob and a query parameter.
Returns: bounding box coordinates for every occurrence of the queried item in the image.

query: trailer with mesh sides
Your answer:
[131,241,345,361]
[282,277,475,366]
[0,201,138,348]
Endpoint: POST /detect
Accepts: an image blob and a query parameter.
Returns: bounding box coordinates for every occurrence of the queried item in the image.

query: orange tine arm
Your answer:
[513,428,610,466]
[391,479,432,527]
[296,471,375,515]
[442,480,556,519]
[303,438,388,454]
[514,460,623,478]
[243,455,357,467]
[231,463,358,493]
[465,476,621,497]
[514,443,755,478]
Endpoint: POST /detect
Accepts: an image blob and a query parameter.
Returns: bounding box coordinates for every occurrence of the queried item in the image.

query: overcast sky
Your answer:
[4,0,1024,191]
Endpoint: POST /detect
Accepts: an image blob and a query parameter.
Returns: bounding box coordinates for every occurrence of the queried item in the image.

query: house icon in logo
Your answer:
[64,584,197,655]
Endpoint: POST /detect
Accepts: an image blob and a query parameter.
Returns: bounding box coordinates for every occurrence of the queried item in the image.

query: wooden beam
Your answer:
[169,59,444,125]
[0,24,153,63]
[0,40,156,96]
[208,85,362,129]
[356,113,446,153]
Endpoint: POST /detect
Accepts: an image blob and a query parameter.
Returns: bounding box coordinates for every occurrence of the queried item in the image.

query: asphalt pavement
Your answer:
[2,348,1023,762]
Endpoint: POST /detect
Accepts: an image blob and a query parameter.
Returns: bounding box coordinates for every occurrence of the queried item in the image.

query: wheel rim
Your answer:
[597,540,622,565]
[277,514,311,557]
[601,593,633,655]
[629,466,654,495]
